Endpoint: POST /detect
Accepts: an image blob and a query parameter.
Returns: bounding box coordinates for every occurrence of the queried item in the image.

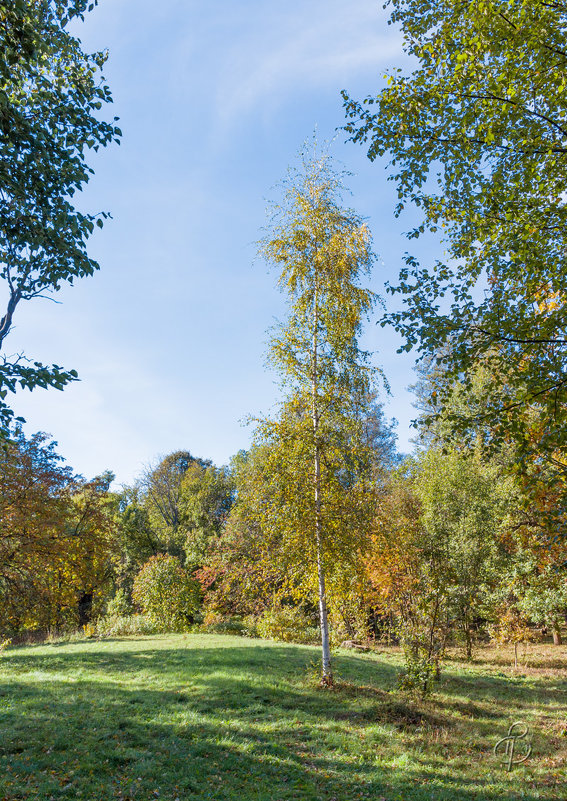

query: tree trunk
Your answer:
[315,498,332,683]
[312,281,332,685]
[552,623,563,646]
[464,613,473,660]
[78,592,93,627]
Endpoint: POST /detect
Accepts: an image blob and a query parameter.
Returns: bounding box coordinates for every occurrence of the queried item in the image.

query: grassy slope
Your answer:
[0,634,565,801]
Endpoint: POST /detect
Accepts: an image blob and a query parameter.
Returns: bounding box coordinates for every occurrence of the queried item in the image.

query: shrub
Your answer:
[82,622,97,639]
[242,615,260,638]
[94,614,159,637]
[105,589,132,617]
[397,618,443,697]
[132,555,200,632]
[488,606,539,668]
[199,610,247,636]
[256,605,319,644]
[328,602,371,647]
[398,648,439,697]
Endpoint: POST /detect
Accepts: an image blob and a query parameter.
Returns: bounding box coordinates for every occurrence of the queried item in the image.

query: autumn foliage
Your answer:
[0,431,115,634]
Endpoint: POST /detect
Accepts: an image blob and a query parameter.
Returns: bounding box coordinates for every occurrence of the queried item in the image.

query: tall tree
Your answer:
[369,448,515,694]
[0,0,120,433]
[258,148,378,682]
[198,447,288,618]
[135,450,233,572]
[0,429,117,633]
[0,429,74,629]
[414,448,515,658]
[139,451,208,555]
[63,471,118,627]
[343,0,567,497]
[180,462,234,569]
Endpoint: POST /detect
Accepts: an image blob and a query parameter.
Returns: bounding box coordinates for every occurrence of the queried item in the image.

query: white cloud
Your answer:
[213,2,400,127]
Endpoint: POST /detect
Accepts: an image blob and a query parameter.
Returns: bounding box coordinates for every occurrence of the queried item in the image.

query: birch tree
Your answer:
[258,150,378,683]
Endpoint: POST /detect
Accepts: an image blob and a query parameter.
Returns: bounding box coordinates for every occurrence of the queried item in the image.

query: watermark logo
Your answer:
[494,722,532,771]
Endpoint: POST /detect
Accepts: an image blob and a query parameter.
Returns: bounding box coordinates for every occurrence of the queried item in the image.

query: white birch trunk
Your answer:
[312,281,332,683]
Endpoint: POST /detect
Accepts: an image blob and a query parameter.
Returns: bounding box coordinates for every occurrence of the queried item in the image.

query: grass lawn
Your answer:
[0,634,565,800]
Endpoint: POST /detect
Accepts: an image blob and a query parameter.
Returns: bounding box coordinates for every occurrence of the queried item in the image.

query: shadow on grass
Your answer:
[0,640,563,801]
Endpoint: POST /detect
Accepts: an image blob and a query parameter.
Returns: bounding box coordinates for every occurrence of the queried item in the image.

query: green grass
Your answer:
[0,634,565,800]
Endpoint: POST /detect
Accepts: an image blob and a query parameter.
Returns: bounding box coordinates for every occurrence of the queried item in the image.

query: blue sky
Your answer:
[9,0,438,484]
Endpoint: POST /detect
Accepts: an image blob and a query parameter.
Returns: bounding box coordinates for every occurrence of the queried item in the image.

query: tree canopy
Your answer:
[0,428,117,632]
[0,0,120,433]
[343,0,567,490]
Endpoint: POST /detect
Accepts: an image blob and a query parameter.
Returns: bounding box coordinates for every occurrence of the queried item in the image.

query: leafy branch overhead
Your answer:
[343,0,567,484]
[0,0,121,433]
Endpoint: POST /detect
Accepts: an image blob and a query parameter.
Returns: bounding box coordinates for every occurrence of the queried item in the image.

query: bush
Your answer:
[132,555,200,632]
[94,614,160,637]
[242,615,260,638]
[82,622,97,638]
[328,604,371,647]
[398,648,439,697]
[256,605,319,644]
[105,589,133,617]
[396,616,444,697]
[199,611,248,636]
